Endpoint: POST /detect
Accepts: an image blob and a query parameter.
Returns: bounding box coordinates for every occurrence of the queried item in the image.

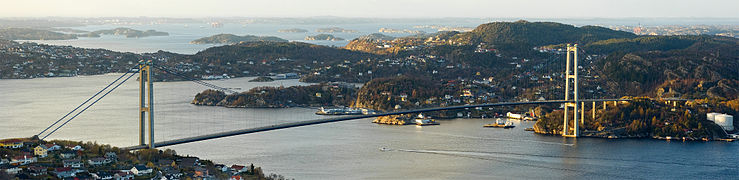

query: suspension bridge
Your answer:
[35,44,641,151]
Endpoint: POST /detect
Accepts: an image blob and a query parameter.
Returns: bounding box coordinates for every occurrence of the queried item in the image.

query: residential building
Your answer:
[131,165,152,175]
[60,150,76,159]
[45,143,61,151]
[4,167,22,175]
[88,157,112,166]
[0,139,24,148]
[63,158,83,168]
[114,171,134,180]
[54,167,75,178]
[28,166,48,176]
[34,145,49,157]
[10,155,37,165]
[95,172,113,180]
[231,165,246,173]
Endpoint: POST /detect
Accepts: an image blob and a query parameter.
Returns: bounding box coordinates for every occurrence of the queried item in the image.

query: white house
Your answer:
[131,165,153,175]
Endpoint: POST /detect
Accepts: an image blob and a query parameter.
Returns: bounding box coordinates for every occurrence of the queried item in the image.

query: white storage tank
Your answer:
[707,112,721,122]
[715,114,734,131]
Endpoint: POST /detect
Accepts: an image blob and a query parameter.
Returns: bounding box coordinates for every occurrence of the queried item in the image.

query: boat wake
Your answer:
[392,148,640,179]
[392,148,735,169]
[420,131,575,146]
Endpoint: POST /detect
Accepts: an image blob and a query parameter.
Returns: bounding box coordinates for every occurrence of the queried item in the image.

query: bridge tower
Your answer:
[138,60,155,148]
[563,44,579,137]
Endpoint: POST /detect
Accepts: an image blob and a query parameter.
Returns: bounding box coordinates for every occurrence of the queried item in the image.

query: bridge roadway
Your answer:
[122,99,629,150]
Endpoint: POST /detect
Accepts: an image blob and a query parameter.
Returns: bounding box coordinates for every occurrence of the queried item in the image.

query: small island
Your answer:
[315,27,358,33]
[304,34,344,41]
[248,76,275,82]
[277,28,309,33]
[91,28,169,38]
[373,114,414,125]
[190,34,288,44]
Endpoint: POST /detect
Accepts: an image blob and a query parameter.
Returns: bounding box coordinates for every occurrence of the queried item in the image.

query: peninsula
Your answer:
[91,28,169,38]
[0,28,77,40]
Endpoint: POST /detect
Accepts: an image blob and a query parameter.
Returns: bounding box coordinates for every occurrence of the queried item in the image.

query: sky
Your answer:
[1,0,738,18]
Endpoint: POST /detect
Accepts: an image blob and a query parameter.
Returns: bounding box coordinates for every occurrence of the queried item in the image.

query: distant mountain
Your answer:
[190,34,288,44]
[91,27,168,38]
[0,28,77,40]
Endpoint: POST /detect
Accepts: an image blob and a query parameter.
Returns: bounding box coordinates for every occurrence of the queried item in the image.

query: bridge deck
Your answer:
[122,99,629,150]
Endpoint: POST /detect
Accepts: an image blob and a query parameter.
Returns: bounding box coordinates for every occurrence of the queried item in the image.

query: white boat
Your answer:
[415,113,439,126]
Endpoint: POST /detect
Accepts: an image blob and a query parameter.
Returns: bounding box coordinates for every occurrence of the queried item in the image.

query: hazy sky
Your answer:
[2,0,738,18]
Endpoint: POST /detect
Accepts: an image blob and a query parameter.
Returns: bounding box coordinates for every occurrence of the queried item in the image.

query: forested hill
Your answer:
[150,41,378,79]
[453,20,637,46]
[189,41,374,63]
[190,34,288,44]
[594,36,739,99]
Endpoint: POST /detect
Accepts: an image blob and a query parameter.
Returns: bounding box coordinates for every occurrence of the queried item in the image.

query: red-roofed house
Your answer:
[231,165,246,173]
[0,139,25,148]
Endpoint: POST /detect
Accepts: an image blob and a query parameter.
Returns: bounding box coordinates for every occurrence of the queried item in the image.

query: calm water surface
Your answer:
[1,75,737,179]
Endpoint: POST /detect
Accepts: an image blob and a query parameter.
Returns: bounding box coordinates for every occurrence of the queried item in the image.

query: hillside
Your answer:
[453,20,637,47]
[190,34,288,44]
[534,98,729,140]
[192,83,357,108]
[593,35,739,99]
[353,76,446,111]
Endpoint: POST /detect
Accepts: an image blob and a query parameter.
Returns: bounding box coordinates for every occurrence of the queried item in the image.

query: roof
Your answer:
[231,165,245,170]
[0,139,25,144]
[28,166,47,171]
[55,167,72,172]
[63,159,81,163]
[116,171,133,176]
[89,157,106,161]
[133,165,150,170]
[36,145,48,149]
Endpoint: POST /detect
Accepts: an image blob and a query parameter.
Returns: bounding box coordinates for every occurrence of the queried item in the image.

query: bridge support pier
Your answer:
[562,44,579,137]
[603,101,606,110]
[138,60,155,149]
[592,102,596,120]
[581,102,585,124]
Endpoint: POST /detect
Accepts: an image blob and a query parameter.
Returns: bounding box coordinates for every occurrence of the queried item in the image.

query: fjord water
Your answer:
[23,22,482,54]
[1,75,738,179]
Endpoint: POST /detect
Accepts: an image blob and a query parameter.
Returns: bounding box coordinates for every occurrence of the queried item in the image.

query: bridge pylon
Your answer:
[138,60,155,148]
[563,44,579,137]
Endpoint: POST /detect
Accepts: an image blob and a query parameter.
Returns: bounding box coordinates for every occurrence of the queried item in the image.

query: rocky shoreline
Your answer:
[372,115,414,125]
